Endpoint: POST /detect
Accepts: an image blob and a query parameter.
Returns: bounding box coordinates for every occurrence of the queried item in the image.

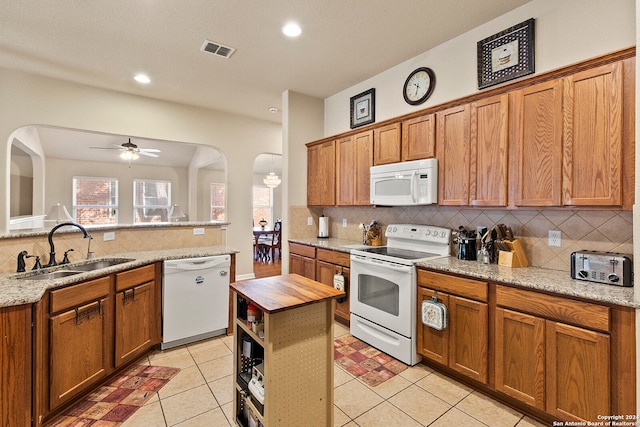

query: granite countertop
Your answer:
[288,238,638,309]
[0,245,239,308]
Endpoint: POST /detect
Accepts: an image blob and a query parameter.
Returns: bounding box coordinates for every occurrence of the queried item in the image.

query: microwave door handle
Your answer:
[410,170,418,203]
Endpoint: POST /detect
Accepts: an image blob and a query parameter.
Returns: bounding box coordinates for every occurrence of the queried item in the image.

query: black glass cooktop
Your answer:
[357,246,439,260]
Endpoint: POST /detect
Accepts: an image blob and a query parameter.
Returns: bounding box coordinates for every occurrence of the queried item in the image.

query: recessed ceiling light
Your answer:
[282,22,301,37]
[134,74,151,84]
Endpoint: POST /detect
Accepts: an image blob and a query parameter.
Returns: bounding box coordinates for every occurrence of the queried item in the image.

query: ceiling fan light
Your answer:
[263,172,281,188]
[120,150,139,161]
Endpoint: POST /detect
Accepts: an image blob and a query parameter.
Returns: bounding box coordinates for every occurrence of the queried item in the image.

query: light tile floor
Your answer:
[122,322,548,426]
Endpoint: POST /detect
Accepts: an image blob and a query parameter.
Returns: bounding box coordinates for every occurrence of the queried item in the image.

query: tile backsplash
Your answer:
[290,205,633,272]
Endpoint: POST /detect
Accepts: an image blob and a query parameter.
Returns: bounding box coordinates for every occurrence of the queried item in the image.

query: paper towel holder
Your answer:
[318,215,329,238]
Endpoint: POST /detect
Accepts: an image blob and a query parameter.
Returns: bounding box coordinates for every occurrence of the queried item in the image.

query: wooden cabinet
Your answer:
[114,264,160,368]
[49,277,113,409]
[307,140,335,206]
[417,270,488,384]
[231,275,342,426]
[0,304,32,427]
[337,130,373,206]
[373,122,401,165]
[436,104,470,205]
[315,248,351,324]
[33,262,162,425]
[511,79,564,206]
[469,94,509,206]
[562,61,623,206]
[495,285,614,422]
[289,242,316,280]
[401,113,435,161]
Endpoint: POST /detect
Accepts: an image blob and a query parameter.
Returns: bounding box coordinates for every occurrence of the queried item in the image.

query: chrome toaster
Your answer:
[570,250,633,287]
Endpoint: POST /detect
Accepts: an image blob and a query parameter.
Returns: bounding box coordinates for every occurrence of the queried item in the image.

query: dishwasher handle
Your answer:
[164,256,230,271]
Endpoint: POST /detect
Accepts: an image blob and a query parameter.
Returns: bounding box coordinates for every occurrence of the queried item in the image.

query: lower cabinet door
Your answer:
[416,287,449,365]
[495,307,545,409]
[449,295,488,383]
[115,282,153,367]
[546,321,610,422]
[50,297,110,409]
[316,261,350,323]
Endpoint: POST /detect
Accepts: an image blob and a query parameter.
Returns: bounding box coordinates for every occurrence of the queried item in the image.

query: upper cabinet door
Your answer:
[373,123,401,165]
[436,104,470,206]
[562,62,623,206]
[336,136,355,206]
[307,140,336,206]
[401,114,436,161]
[353,130,374,205]
[469,94,509,206]
[511,79,563,206]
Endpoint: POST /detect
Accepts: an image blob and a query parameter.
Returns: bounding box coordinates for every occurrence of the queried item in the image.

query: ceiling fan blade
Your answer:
[139,151,159,158]
[89,146,120,150]
[140,148,161,153]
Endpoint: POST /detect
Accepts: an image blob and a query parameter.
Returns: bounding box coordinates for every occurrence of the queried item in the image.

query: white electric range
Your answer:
[350,224,451,365]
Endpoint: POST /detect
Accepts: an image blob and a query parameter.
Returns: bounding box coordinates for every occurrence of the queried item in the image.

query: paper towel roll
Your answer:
[318,216,329,238]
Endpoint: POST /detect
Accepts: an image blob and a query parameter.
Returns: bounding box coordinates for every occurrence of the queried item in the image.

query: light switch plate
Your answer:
[193,228,205,235]
[103,232,115,241]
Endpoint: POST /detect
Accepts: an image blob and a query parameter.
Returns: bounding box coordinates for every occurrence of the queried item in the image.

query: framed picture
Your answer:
[350,88,375,128]
[477,18,535,89]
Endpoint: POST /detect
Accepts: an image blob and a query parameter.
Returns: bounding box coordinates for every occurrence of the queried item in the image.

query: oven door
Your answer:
[349,254,415,337]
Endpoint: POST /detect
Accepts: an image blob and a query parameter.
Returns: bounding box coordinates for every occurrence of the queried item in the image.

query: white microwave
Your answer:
[370,158,438,206]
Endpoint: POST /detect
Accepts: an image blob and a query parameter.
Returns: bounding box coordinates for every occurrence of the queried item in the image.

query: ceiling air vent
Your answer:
[201,40,236,59]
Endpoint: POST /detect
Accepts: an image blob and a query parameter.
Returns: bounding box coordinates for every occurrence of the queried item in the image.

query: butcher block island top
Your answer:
[230,273,345,313]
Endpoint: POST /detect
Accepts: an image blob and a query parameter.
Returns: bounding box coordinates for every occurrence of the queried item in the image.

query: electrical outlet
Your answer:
[307,217,313,226]
[193,228,205,235]
[548,230,561,247]
[103,232,115,241]
[342,218,347,227]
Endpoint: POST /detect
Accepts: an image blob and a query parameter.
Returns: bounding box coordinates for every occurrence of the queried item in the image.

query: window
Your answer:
[210,183,226,221]
[133,179,171,223]
[252,186,272,226]
[72,176,118,226]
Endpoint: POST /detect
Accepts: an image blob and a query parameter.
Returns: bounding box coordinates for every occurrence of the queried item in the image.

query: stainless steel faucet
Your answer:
[45,222,92,267]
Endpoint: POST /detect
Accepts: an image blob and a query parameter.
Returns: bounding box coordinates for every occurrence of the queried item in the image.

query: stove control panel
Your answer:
[385,224,451,244]
[570,250,633,287]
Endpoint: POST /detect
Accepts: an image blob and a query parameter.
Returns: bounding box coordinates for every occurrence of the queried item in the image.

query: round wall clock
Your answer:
[403,67,435,105]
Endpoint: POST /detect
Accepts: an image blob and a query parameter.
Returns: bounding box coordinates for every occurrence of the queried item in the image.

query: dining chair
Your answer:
[258,220,282,262]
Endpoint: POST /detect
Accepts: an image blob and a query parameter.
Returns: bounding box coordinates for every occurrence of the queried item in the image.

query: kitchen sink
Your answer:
[16,258,135,280]
[63,258,134,272]
[18,270,83,280]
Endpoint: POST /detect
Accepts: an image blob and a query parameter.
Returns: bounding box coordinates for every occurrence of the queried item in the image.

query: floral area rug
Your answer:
[46,365,180,426]
[334,334,408,387]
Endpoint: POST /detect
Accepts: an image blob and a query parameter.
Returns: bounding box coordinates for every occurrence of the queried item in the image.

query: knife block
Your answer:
[498,239,528,268]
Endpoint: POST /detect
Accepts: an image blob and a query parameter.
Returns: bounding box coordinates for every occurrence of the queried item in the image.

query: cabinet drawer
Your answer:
[289,242,316,258]
[417,269,488,302]
[50,276,112,314]
[116,263,156,292]
[316,248,350,267]
[496,285,610,332]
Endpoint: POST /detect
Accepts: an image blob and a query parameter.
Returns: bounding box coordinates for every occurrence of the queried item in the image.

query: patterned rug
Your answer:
[46,365,180,426]
[334,334,408,387]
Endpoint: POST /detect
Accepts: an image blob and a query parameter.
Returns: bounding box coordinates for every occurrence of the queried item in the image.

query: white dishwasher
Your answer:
[162,255,230,349]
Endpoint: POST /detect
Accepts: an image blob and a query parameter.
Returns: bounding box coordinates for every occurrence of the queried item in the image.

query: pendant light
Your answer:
[263,155,281,188]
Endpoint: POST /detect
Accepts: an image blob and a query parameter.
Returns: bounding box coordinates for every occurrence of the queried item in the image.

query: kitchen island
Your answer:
[231,274,344,426]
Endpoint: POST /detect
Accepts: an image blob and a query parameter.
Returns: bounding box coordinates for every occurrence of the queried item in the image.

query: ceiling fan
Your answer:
[89,138,161,159]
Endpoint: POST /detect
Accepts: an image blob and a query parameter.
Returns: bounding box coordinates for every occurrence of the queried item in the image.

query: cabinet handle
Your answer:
[74,300,102,325]
[123,288,136,305]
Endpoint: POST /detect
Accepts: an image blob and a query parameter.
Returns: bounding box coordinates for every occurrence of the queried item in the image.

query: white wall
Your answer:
[0,68,281,278]
[324,0,636,136]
